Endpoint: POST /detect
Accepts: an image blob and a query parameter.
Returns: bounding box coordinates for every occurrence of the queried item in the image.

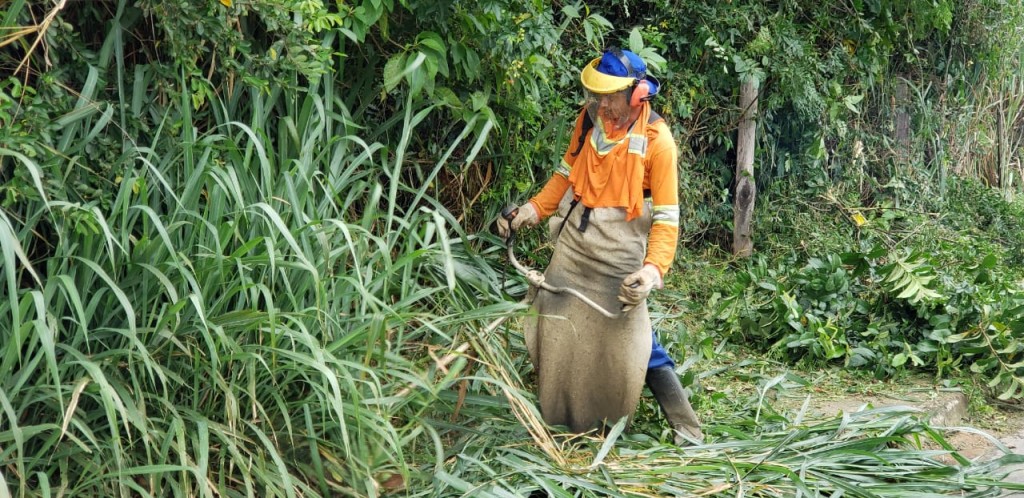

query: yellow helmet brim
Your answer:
[580,57,636,94]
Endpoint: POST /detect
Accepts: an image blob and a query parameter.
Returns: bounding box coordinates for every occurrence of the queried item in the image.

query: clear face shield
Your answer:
[584,88,633,132]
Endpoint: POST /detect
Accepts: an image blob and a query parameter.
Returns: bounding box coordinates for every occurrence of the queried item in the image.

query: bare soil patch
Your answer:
[767,374,1024,460]
[697,354,1024,461]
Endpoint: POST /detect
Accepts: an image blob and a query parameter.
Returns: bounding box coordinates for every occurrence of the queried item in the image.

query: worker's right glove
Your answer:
[524,269,546,288]
[496,202,539,238]
[618,264,663,309]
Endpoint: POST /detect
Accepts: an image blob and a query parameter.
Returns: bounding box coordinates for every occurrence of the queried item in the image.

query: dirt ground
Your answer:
[697,355,1024,461]
[766,374,1024,460]
[692,356,1024,497]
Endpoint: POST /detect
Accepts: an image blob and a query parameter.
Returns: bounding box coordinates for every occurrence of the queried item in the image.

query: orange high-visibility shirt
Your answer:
[528,107,680,276]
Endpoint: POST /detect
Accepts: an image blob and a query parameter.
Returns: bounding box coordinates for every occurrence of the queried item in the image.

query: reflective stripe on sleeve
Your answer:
[557,159,571,177]
[652,205,680,226]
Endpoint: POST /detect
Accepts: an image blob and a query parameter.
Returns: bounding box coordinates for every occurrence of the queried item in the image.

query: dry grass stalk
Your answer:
[13,0,68,75]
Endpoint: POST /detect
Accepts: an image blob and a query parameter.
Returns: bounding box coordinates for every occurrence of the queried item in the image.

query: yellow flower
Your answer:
[220,0,232,7]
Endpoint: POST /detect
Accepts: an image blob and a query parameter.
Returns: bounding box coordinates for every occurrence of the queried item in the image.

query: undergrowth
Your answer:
[672,173,1024,407]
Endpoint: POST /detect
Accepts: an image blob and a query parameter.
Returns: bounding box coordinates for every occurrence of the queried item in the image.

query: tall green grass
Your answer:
[0,54,534,494]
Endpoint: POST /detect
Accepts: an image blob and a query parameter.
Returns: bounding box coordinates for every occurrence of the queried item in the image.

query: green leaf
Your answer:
[880,253,942,304]
[416,31,448,78]
[844,95,864,113]
[422,51,439,80]
[405,52,427,95]
[590,417,626,467]
[432,86,462,109]
[384,53,407,92]
[896,282,921,300]
[998,382,1020,400]
[417,31,446,55]
[470,91,488,111]
[628,28,644,53]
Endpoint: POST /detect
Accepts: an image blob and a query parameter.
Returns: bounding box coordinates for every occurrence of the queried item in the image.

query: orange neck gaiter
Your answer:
[567,103,651,221]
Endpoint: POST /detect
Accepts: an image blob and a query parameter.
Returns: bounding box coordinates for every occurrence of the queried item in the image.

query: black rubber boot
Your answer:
[646,365,703,445]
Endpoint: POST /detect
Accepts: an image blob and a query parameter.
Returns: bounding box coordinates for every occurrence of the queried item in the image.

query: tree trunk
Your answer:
[733,79,758,258]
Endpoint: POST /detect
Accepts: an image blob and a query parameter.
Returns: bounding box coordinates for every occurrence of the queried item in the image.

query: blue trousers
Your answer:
[649,331,675,369]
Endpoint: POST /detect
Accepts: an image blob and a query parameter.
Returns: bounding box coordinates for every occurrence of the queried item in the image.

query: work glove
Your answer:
[496,202,539,238]
[524,269,546,288]
[618,264,663,309]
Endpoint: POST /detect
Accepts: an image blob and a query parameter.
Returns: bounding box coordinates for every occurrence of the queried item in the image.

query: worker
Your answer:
[497,47,702,444]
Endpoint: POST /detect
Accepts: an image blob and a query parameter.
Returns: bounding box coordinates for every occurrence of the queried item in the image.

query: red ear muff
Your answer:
[630,80,651,107]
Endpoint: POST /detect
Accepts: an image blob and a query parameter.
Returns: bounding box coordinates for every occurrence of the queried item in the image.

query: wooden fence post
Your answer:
[895,79,911,165]
[733,78,759,257]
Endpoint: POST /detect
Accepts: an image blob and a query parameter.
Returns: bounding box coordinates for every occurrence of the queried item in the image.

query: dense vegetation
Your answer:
[4,0,1024,495]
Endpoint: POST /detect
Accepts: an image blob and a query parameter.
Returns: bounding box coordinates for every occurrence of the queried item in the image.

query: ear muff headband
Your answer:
[608,46,644,80]
[608,46,651,107]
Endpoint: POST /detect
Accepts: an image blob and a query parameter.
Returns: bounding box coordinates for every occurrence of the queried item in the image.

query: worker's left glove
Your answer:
[618,264,663,308]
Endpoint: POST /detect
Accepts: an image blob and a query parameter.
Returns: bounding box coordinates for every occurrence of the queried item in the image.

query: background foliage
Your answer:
[5,0,1024,496]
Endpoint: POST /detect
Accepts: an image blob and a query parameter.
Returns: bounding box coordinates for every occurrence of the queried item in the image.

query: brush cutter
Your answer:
[501,205,630,319]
